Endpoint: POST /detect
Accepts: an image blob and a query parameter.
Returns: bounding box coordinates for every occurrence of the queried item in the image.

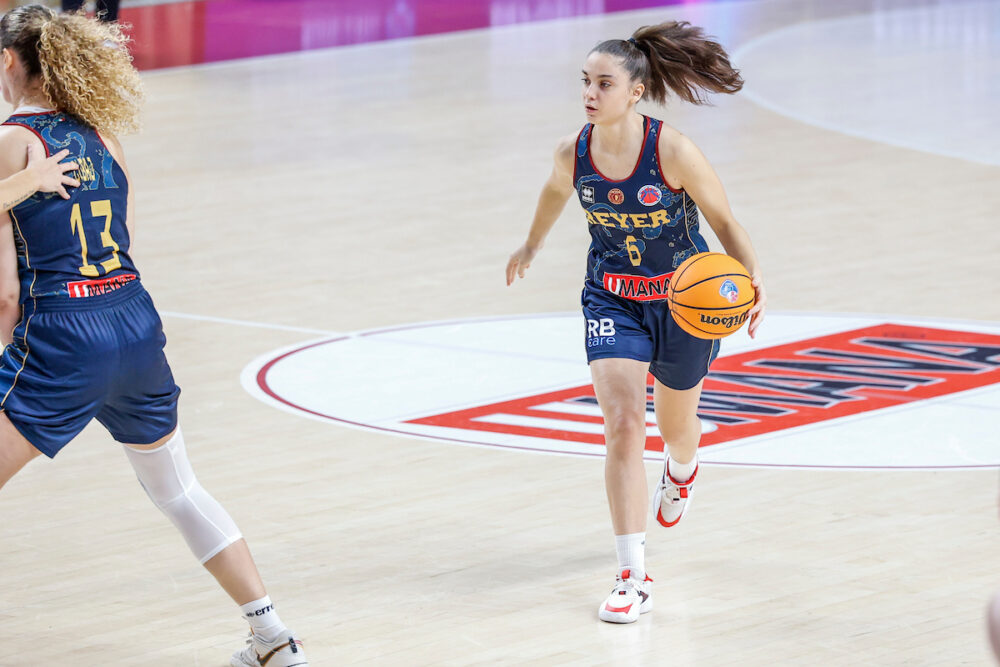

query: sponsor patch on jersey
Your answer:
[581,185,595,204]
[67,273,136,298]
[719,279,739,303]
[637,185,662,206]
[608,188,625,205]
[603,271,673,301]
[244,314,1000,470]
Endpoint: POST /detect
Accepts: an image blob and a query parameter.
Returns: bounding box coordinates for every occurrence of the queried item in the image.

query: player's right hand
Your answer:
[29,146,80,200]
[506,242,540,285]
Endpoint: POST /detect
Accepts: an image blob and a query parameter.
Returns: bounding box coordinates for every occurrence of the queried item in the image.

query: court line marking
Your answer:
[159,310,340,336]
[731,0,1000,167]
[238,311,1000,470]
[160,307,1000,339]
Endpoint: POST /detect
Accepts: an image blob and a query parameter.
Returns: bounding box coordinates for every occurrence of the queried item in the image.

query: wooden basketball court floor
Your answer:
[1,0,998,664]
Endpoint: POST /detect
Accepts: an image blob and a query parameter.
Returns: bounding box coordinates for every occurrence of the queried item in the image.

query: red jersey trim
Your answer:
[653,119,683,194]
[572,124,587,186]
[1,121,51,158]
[585,115,651,184]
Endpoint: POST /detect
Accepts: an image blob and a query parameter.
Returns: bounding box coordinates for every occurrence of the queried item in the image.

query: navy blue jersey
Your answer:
[2,110,137,303]
[574,116,708,301]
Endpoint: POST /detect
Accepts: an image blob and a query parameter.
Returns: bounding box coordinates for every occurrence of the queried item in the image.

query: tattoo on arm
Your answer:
[1,190,34,211]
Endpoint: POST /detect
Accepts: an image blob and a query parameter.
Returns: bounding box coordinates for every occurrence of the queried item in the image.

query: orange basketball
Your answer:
[667,252,754,339]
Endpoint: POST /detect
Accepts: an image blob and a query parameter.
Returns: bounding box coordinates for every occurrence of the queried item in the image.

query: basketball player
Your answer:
[506,22,766,623]
[0,7,307,665]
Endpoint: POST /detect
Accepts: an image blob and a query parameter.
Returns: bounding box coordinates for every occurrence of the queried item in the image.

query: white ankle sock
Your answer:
[615,532,646,576]
[668,454,698,483]
[240,595,285,642]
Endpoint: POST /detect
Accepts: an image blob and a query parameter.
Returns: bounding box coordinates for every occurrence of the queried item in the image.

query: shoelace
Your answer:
[658,474,694,502]
[656,478,680,503]
[611,574,641,595]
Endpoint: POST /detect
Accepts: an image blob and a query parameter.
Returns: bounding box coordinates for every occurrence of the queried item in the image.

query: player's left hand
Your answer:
[747,273,766,338]
[28,146,80,200]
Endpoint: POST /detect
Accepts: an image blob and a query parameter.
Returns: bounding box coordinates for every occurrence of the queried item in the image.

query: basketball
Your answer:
[667,252,754,339]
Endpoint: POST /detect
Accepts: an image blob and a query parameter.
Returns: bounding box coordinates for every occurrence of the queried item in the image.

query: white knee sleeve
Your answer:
[124,429,242,564]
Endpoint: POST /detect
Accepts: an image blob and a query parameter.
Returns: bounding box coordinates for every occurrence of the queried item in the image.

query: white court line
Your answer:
[162,308,1000,348]
[730,0,1000,167]
[159,310,340,336]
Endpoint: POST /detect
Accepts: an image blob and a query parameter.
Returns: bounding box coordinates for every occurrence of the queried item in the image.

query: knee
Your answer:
[124,429,241,563]
[602,406,647,457]
[657,413,701,446]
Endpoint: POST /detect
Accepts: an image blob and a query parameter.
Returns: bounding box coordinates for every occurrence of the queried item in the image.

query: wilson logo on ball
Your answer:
[699,312,749,328]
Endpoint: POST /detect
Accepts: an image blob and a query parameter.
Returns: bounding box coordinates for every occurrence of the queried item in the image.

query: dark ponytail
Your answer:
[592,21,743,105]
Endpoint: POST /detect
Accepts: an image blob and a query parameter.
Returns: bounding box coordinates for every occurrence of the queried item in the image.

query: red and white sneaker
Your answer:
[653,460,698,527]
[598,568,653,624]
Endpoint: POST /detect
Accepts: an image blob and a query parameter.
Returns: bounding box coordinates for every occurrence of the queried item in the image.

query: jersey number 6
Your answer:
[625,235,642,267]
[70,199,122,277]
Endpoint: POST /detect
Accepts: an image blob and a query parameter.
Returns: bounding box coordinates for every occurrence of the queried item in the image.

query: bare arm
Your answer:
[506,134,578,285]
[0,146,79,210]
[0,212,19,345]
[0,128,33,344]
[662,132,767,337]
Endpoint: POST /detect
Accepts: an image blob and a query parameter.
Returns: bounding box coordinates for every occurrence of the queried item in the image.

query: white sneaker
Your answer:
[598,568,653,624]
[653,460,698,527]
[231,629,308,667]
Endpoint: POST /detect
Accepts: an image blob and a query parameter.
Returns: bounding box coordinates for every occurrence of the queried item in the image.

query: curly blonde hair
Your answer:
[0,4,143,134]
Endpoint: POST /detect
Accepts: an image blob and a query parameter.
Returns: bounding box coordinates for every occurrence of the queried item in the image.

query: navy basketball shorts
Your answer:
[0,280,180,457]
[581,282,720,391]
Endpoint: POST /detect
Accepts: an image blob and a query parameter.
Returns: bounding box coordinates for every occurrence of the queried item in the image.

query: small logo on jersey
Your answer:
[719,279,739,303]
[581,186,595,204]
[608,188,625,205]
[637,185,662,206]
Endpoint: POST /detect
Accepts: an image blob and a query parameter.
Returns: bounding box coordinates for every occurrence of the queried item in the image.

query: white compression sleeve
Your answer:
[123,429,242,563]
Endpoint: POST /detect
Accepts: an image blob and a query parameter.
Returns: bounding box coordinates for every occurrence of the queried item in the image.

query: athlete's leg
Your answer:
[125,429,307,664]
[123,428,265,605]
[650,378,705,527]
[591,358,656,623]
[652,377,705,468]
[591,358,651,535]
[0,412,42,490]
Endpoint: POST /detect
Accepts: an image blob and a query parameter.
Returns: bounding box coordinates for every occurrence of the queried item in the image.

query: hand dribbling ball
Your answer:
[667,252,754,339]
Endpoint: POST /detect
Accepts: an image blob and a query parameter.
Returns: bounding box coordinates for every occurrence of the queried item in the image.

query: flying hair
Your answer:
[592,21,743,105]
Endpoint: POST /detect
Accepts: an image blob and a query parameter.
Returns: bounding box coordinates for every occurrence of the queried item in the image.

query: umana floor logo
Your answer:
[242,313,1000,470]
